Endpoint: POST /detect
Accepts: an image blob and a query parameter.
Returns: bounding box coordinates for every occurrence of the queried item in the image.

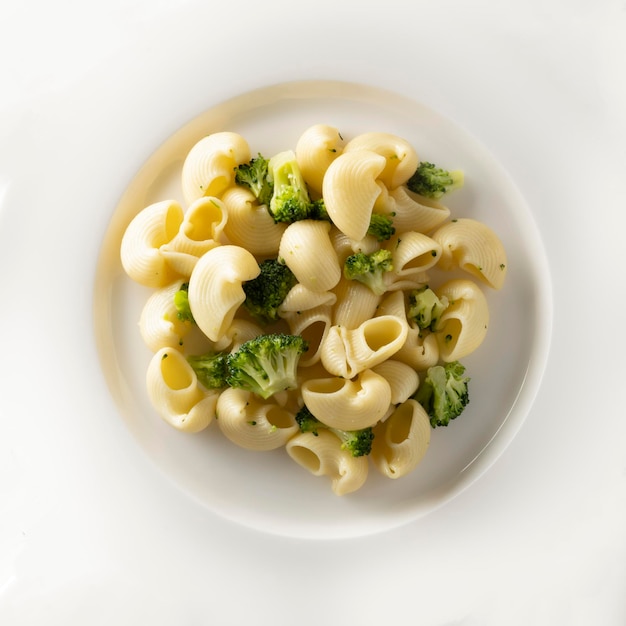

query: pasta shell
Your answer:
[431,218,508,289]
[146,347,217,432]
[221,186,287,255]
[139,281,193,352]
[278,220,341,292]
[387,231,442,279]
[278,284,337,314]
[216,388,298,451]
[371,399,431,479]
[295,124,346,195]
[331,278,381,329]
[393,327,440,371]
[160,196,228,276]
[370,360,419,405]
[187,245,260,342]
[283,304,333,368]
[389,186,450,234]
[343,132,419,189]
[286,430,369,496]
[322,150,386,241]
[301,370,392,430]
[120,199,184,287]
[435,279,490,361]
[181,132,251,205]
[320,315,408,378]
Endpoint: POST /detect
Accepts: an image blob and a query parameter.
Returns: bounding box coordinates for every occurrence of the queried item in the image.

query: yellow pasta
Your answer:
[286,430,369,496]
[322,150,386,241]
[282,305,333,368]
[295,123,346,195]
[278,220,341,292]
[331,278,381,329]
[119,123,509,495]
[370,360,420,405]
[431,218,508,289]
[120,199,184,288]
[215,388,298,451]
[181,131,251,205]
[343,132,419,189]
[301,370,392,430]
[187,245,260,342]
[389,186,450,234]
[138,281,193,352]
[146,347,218,433]
[160,196,228,277]
[371,399,431,479]
[387,231,442,283]
[320,315,408,378]
[221,186,287,255]
[434,279,490,361]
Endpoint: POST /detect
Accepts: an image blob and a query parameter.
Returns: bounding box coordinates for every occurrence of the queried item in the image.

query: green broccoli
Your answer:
[308,197,330,221]
[243,258,298,324]
[367,213,396,242]
[295,405,374,457]
[173,282,195,323]
[187,353,228,389]
[226,333,308,399]
[407,161,464,199]
[343,249,394,296]
[234,153,273,206]
[267,150,313,223]
[414,361,470,428]
[407,286,449,331]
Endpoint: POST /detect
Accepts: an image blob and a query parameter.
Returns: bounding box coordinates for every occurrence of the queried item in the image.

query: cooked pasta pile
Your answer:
[120,125,507,495]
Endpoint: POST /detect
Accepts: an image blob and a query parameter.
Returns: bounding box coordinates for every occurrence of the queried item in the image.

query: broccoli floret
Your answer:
[367,213,396,242]
[407,286,449,331]
[267,150,313,223]
[308,197,330,221]
[173,282,195,323]
[343,249,394,296]
[414,361,470,428]
[187,353,228,389]
[295,405,374,457]
[234,153,273,206]
[407,161,464,199]
[243,258,298,324]
[226,333,308,399]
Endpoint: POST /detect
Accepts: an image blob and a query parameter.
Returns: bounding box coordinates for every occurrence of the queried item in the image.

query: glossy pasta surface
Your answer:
[119,124,508,495]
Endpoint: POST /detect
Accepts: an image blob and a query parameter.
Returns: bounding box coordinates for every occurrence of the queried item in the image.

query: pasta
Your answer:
[322,150,387,241]
[146,347,218,433]
[221,186,287,255]
[301,370,392,430]
[120,199,184,288]
[343,131,419,189]
[181,131,251,205]
[286,430,369,496]
[138,281,193,352]
[431,218,508,289]
[187,244,260,342]
[320,315,408,378]
[295,123,346,196]
[434,278,490,361]
[119,123,508,495]
[371,399,431,479]
[278,220,341,292]
[216,388,298,451]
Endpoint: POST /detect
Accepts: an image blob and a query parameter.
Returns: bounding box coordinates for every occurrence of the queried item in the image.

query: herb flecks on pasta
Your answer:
[119,125,508,495]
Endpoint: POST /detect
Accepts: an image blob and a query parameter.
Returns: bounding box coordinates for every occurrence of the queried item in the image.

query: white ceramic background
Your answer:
[1,0,625,624]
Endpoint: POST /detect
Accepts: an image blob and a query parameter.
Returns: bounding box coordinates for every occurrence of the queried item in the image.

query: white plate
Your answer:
[2,0,625,622]
[94,80,551,538]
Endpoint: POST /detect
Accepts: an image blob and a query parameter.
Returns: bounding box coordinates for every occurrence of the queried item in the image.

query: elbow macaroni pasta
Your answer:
[120,123,508,495]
